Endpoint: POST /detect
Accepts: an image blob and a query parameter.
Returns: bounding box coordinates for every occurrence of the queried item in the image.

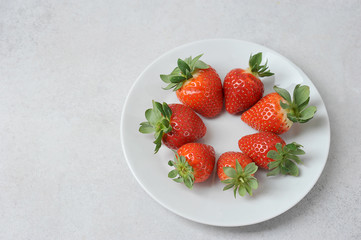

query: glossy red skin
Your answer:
[217,152,253,181]
[238,132,286,169]
[241,92,292,135]
[162,104,206,150]
[176,66,223,118]
[224,68,264,114]
[177,143,215,183]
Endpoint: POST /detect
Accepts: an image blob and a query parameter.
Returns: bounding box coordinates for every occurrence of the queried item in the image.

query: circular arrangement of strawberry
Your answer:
[139,53,317,198]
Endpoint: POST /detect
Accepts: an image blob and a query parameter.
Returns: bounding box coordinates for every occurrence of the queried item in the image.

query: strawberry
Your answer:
[217,152,258,197]
[224,52,274,114]
[168,143,216,189]
[160,54,223,118]
[139,100,206,153]
[238,132,305,176]
[241,84,317,134]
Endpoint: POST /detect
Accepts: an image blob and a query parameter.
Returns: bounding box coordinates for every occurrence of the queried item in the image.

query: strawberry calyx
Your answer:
[168,153,195,189]
[160,54,209,91]
[247,52,274,77]
[267,142,305,176]
[274,84,317,123]
[139,100,172,154]
[222,162,259,197]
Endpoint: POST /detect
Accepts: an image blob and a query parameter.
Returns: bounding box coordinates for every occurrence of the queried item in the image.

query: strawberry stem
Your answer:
[221,161,258,197]
[267,142,305,176]
[248,52,274,77]
[160,54,209,91]
[274,84,317,123]
[168,153,195,189]
[139,100,173,153]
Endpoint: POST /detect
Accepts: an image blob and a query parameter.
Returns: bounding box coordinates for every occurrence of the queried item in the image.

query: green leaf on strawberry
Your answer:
[221,161,259,197]
[248,52,274,77]
[139,100,173,153]
[138,122,154,134]
[160,54,209,91]
[274,84,317,123]
[293,84,310,106]
[266,142,305,177]
[168,153,195,189]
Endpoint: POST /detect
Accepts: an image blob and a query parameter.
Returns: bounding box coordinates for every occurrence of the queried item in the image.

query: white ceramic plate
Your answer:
[121,39,330,227]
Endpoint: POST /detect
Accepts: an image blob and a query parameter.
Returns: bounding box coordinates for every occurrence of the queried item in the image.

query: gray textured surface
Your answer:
[1,0,360,239]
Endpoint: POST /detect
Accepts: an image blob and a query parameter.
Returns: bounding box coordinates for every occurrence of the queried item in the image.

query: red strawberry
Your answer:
[239,132,285,169]
[217,152,258,197]
[224,52,273,114]
[241,84,317,134]
[238,132,305,176]
[168,143,216,189]
[139,101,206,153]
[161,54,223,118]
